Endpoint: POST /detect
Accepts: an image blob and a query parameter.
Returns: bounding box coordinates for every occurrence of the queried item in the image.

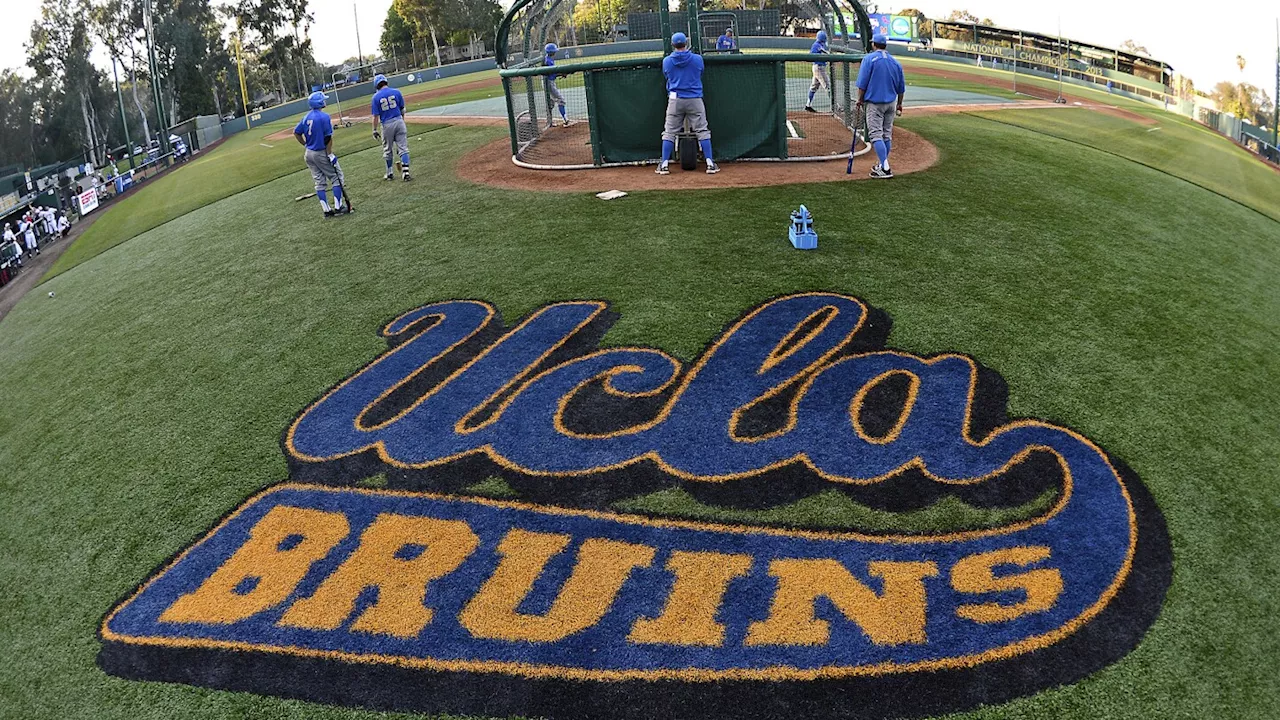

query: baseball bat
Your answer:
[294,192,315,202]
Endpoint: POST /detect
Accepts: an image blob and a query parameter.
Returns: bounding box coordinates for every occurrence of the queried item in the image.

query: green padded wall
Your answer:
[590,61,783,164]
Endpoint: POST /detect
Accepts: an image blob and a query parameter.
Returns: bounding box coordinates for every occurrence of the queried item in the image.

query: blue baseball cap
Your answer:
[872,33,888,45]
[671,32,688,47]
[308,91,326,109]
[374,74,388,88]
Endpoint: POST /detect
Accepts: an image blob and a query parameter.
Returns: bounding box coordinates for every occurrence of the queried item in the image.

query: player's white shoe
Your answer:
[402,170,412,182]
[706,161,721,175]
[384,172,394,181]
[869,164,893,179]
[656,162,670,175]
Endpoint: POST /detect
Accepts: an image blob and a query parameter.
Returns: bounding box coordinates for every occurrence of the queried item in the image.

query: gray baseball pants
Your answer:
[661,96,711,142]
[865,101,897,143]
[381,116,409,165]
[304,149,343,193]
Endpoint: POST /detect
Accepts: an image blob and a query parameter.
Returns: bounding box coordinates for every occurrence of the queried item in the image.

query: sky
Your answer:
[0,0,1276,96]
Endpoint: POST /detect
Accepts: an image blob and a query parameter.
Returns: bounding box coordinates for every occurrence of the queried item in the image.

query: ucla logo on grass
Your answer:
[99,293,1170,720]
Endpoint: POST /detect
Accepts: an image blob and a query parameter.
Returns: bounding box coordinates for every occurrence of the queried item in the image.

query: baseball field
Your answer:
[1,57,1278,720]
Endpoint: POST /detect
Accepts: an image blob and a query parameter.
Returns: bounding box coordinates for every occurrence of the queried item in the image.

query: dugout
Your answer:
[496,0,876,169]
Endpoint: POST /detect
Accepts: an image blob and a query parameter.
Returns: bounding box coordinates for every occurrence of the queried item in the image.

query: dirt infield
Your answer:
[456,126,938,192]
[905,65,1157,126]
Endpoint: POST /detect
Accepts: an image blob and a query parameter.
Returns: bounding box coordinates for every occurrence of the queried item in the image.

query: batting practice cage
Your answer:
[496,0,875,169]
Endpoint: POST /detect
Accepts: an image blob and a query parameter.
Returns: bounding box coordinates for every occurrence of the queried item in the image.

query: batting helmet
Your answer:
[308,91,326,109]
[672,32,688,47]
[374,74,388,88]
[545,43,558,55]
[816,30,828,43]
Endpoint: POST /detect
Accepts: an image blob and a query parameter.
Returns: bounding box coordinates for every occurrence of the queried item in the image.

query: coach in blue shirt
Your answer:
[856,33,906,178]
[657,33,719,175]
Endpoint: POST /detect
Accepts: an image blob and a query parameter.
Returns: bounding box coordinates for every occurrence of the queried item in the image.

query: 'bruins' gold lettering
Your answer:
[629,551,753,646]
[160,506,349,625]
[951,546,1063,623]
[279,514,478,637]
[745,558,938,646]
[459,529,655,642]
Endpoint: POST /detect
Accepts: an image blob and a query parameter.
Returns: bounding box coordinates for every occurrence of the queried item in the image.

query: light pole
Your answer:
[111,57,135,170]
[354,4,364,69]
[144,0,168,156]
[234,30,251,130]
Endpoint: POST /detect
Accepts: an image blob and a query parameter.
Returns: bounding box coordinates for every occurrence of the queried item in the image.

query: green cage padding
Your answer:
[590,62,783,164]
[590,67,669,164]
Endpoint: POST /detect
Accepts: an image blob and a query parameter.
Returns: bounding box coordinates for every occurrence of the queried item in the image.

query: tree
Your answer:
[897,8,932,38]
[395,0,449,68]
[28,0,109,165]
[453,0,502,59]
[92,0,153,148]
[226,0,315,104]
[1211,81,1272,125]
[153,0,225,120]
[1236,55,1246,73]
[0,71,41,167]
[1119,39,1149,56]
[945,9,992,25]
[381,4,416,60]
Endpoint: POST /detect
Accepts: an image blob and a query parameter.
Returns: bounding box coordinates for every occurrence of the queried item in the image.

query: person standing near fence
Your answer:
[371,75,412,182]
[716,27,737,52]
[543,44,571,128]
[856,33,906,179]
[805,30,830,113]
[657,32,720,175]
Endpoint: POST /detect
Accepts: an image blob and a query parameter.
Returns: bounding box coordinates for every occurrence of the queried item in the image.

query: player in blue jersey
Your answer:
[716,27,737,52]
[371,75,411,181]
[544,44,571,127]
[856,33,906,178]
[804,30,830,112]
[293,91,349,218]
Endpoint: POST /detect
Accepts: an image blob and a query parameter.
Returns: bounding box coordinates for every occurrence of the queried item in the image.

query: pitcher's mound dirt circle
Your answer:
[457,127,939,192]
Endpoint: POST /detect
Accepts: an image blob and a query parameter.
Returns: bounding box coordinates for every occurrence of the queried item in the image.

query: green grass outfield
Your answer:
[47,74,500,280]
[1,98,1279,719]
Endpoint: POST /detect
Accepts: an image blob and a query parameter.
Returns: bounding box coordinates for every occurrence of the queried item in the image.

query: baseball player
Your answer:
[856,33,906,178]
[294,91,350,218]
[2,222,18,262]
[371,74,411,182]
[57,212,69,238]
[40,206,56,239]
[19,213,39,256]
[543,44,571,127]
[804,30,830,112]
[716,27,737,52]
[1,221,19,266]
[657,32,719,175]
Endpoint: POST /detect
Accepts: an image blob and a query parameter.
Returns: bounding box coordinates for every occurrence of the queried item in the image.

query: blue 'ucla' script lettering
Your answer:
[287,293,1102,488]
